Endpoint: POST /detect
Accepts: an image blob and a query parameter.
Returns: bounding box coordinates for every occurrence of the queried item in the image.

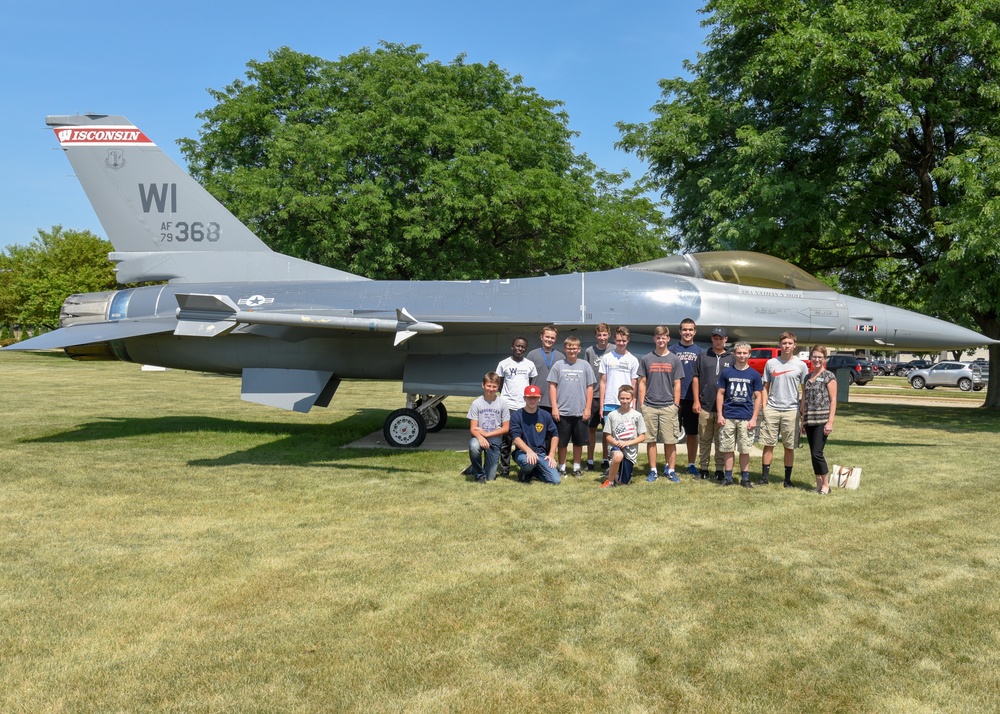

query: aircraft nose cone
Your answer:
[881,303,993,349]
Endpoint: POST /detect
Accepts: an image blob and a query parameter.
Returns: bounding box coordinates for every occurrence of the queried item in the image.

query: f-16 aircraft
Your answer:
[7,114,993,446]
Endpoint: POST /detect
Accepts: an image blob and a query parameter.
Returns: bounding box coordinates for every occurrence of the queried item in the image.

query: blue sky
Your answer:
[0,0,708,250]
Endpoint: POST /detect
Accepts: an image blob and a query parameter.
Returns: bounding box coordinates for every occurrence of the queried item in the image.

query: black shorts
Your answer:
[588,399,603,429]
[557,415,590,446]
[679,399,699,435]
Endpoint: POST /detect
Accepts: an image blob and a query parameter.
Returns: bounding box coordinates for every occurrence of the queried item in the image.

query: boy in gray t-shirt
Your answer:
[759,332,810,487]
[548,336,596,476]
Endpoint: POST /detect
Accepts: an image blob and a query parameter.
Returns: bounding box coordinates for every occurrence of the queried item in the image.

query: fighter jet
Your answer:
[6,114,993,446]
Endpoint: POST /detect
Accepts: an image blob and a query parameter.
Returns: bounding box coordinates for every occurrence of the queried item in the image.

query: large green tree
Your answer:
[0,227,117,330]
[179,43,670,281]
[618,0,1000,406]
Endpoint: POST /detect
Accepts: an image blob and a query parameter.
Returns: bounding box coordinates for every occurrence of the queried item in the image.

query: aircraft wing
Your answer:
[3,318,176,351]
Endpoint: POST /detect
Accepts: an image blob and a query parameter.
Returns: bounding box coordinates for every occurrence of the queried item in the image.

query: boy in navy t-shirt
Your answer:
[716,341,763,488]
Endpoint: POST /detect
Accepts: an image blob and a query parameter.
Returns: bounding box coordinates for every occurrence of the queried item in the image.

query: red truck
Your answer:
[748,347,812,376]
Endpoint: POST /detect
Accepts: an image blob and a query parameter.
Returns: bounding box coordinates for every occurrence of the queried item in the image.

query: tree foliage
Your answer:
[618,0,1000,405]
[179,44,671,281]
[0,227,117,330]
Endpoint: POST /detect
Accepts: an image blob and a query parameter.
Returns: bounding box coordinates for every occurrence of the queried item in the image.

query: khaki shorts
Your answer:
[758,406,799,449]
[719,419,755,454]
[641,404,680,444]
[697,409,724,470]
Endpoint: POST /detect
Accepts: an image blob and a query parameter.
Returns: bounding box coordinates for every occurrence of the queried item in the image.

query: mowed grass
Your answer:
[1,352,998,713]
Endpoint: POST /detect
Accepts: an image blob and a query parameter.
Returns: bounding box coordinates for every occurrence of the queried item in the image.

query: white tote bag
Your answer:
[831,464,861,490]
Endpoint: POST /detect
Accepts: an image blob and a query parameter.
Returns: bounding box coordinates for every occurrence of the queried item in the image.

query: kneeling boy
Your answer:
[466,371,510,483]
[601,385,647,488]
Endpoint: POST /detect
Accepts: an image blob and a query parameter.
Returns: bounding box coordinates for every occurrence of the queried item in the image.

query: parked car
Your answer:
[907,361,986,392]
[871,358,900,376]
[826,355,874,385]
[895,359,933,377]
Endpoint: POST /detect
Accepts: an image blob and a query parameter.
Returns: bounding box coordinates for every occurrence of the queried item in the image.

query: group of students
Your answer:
[466,322,838,494]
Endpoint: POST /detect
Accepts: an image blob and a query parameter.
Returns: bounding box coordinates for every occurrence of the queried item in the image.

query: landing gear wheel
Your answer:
[383,408,427,448]
[423,403,448,433]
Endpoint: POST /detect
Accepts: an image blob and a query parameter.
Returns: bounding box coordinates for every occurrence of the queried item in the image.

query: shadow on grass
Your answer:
[839,402,1000,434]
[23,409,437,469]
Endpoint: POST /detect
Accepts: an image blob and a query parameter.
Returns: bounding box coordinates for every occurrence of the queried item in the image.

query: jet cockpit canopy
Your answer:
[627,251,831,292]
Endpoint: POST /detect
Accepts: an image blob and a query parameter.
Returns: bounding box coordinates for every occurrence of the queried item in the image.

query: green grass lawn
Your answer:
[1,352,998,712]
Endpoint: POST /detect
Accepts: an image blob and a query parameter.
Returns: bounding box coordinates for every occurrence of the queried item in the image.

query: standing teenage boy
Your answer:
[716,342,763,488]
[691,327,735,481]
[669,318,703,475]
[759,331,809,487]
[598,326,639,473]
[637,326,683,483]
[496,336,536,479]
[526,325,565,413]
[584,323,612,472]
[548,336,596,478]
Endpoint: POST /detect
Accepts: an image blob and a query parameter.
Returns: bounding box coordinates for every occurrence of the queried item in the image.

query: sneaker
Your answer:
[600,478,615,489]
[700,471,710,480]
[586,461,596,472]
[783,479,794,489]
[756,476,769,486]
[646,470,658,482]
[601,459,609,471]
[720,478,733,487]
[476,476,487,484]
[715,470,724,482]
[572,467,582,478]
[666,471,680,483]
[741,480,754,489]
[687,464,700,476]
[558,466,567,477]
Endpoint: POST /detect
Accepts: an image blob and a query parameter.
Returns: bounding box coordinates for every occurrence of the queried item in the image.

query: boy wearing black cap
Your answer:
[691,327,736,480]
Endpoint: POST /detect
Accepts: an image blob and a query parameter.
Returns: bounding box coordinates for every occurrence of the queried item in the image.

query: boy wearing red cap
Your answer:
[509,384,561,484]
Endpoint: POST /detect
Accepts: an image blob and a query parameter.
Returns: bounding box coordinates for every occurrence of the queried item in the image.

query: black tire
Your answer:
[925,385,935,390]
[848,372,856,385]
[383,408,427,447]
[958,378,973,392]
[424,403,448,432]
[974,386,985,392]
[910,376,925,389]
[855,381,869,386]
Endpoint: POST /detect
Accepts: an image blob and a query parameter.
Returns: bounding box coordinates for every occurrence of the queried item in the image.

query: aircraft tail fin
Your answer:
[47,114,365,284]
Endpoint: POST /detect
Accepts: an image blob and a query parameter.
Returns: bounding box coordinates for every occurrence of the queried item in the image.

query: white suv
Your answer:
[908,362,986,392]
